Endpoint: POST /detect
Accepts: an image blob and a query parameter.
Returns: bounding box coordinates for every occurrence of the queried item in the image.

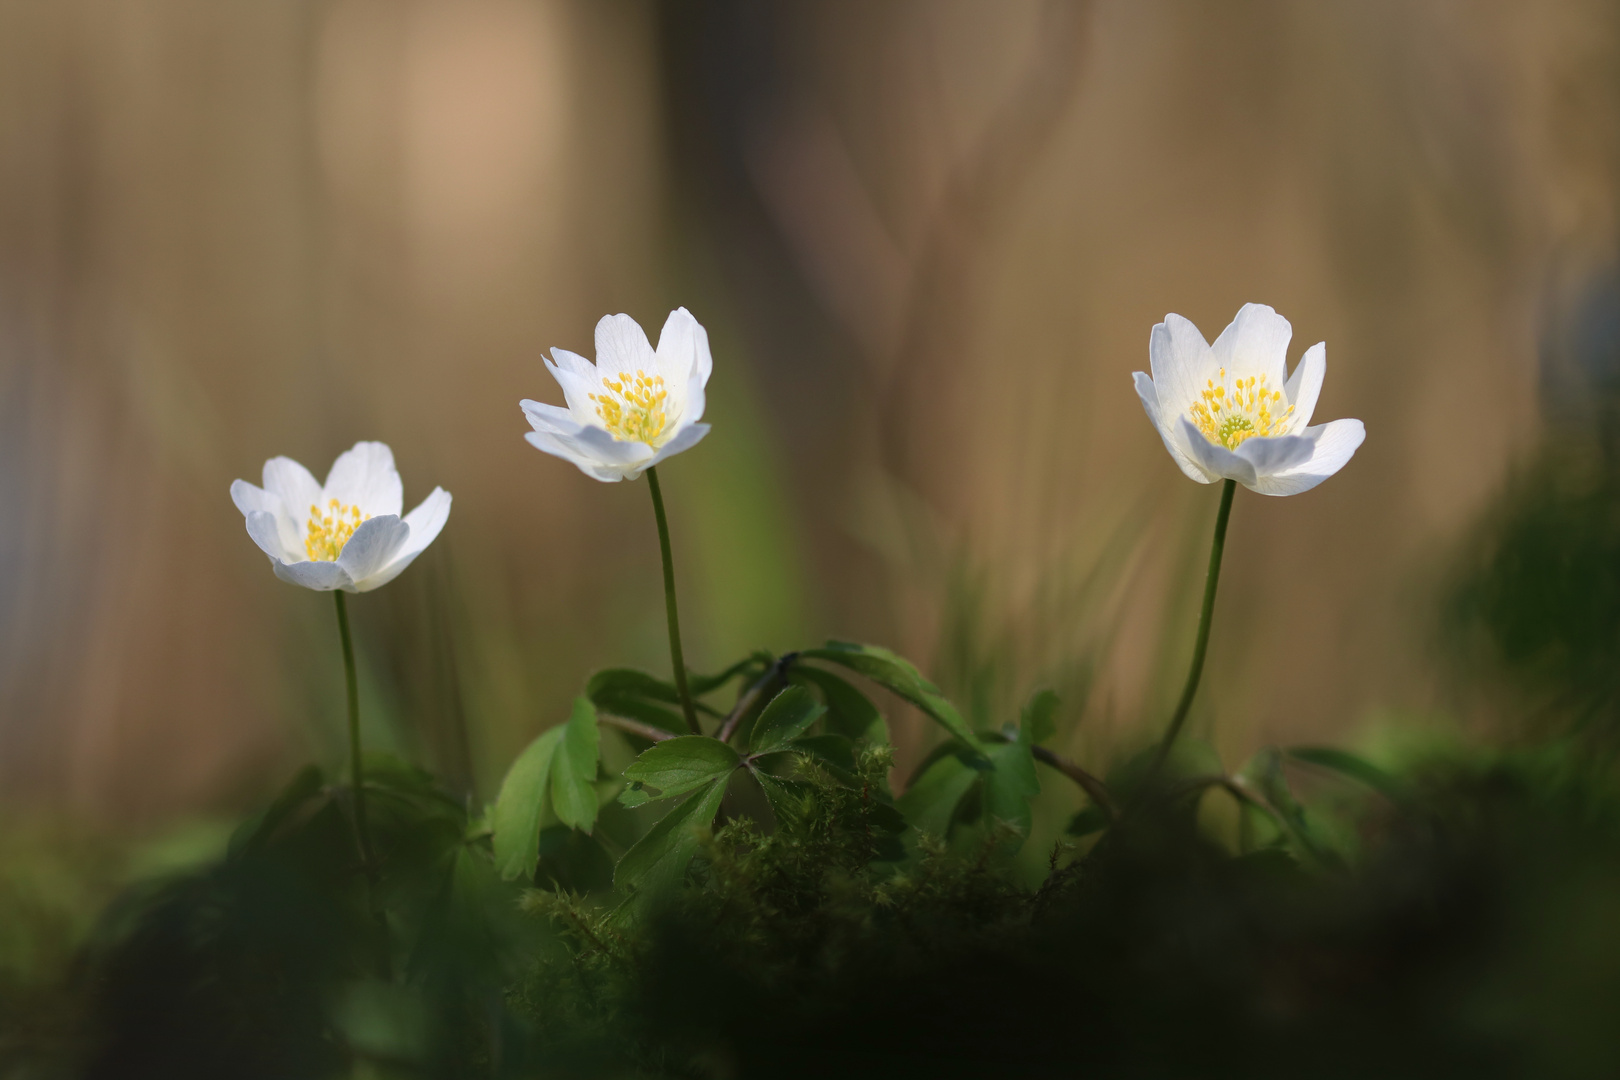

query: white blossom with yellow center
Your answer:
[230,442,452,592]
[1133,303,1365,495]
[520,308,713,482]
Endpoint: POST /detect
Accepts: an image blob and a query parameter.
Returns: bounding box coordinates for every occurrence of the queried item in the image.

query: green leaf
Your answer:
[587,667,682,705]
[802,642,982,757]
[619,736,740,808]
[781,734,859,782]
[897,749,980,837]
[688,655,764,696]
[1067,804,1109,838]
[613,776,730,895]
[491,727,564,881]
[229,764,326,858]
[754,772,813,830]
[789,666,884,742]
[1021,688,1060,746]
[1284,746,1400,798]
[749,685,825,754]
[549,697,601,833]
[982,736,1041,848]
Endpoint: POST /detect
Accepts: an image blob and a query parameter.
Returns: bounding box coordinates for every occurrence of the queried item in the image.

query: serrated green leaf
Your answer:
[754,772,813,830]
[1021,688,1060,746]
[613,777,730,895]
[749,685,825,753]
[550,697,601,833]
[587,667,682,705]
[619,736,739,807]
[688,656,762,696]
[897,749,980,837]
[491,727,564,881]
[1284,746,1400,798]
[802,642,982,757]
[982,737,1041,848]
[781,733,858,780]
[789,666,884,742]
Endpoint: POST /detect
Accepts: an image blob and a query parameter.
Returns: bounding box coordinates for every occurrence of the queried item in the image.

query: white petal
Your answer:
[1134,372,1208,484]
[544,356,605,420]
[1283,341,1325,430]
[1248,418,1365,496]
[1211,303,1291,387]
[640,422,711,473]
[261,456,323,534]
[336,514,411,587]
[593,313,656,380]
[393,487,451,562]
[1234,432,1317,476]
[521,399,587,435]
[1178,417,1258,487]
[353,550,425,593]
[233,480,302,557]
[524,429,643,483]
[678,362,706,428]
[323,442,403,518]
[273,558,354,592]
[548,346,598,380]
[653,307,712,388]
[244,508,293,562]
[1149,314,1213,428]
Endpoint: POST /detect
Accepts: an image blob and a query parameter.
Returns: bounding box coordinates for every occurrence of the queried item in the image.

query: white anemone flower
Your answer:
[1133,303,1366,496]
[230,441,452,592]
[520,307,713,482]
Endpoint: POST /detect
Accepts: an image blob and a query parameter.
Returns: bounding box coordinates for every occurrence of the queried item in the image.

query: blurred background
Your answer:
[1,0,1617,830]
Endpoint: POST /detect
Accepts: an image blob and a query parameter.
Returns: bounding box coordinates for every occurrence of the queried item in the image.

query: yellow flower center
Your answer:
[305,498,370,561]
[1188,368,1295,450]
[589,369,670,445]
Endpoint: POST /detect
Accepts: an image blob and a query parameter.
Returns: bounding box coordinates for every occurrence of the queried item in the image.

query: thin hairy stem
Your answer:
[646,467,701,734]
[1148,478,1236,779]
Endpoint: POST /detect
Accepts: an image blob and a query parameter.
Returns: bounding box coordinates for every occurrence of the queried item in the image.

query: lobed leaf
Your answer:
[789,666,885,742]
[1021,688,1060,746]
[802,642,982,757]
[491,727,565,881]
[613,777,730,896]
[754,773,814,831]
[749,685,826,754]
[550,697,601,833]
[688,655,764,697]
[981,736,1041,849]
[897,749,980,838]
[620,736,740,808]
[1284,746,1401,798]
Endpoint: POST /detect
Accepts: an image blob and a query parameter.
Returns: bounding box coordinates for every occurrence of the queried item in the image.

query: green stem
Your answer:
[1148,478,1236,778]
[646,466,701,734]
[334,591,375,869]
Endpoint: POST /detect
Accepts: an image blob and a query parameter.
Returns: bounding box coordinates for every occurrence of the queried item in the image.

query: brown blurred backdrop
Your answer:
[1,0,1616,825]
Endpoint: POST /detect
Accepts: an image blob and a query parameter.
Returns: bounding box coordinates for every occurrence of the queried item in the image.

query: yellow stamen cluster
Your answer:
[1188,368,1295,450]
[305,498,369,562]
[590,369,670,444]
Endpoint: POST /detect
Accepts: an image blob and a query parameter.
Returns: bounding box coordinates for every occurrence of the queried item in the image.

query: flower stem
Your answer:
[646,466,701,735]
[1148,478,1236,779]
[334,591,375,869]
